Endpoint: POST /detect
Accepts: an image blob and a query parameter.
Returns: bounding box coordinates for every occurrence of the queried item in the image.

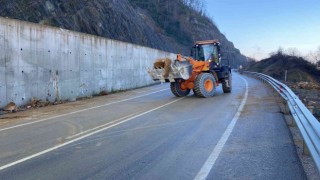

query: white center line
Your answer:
[0,97,184,171]
[65,112,140,140]
[194,77,249,180]
[0,88,169,132]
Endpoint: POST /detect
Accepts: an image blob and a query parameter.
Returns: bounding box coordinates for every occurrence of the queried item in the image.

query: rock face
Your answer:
[0,0,246,67]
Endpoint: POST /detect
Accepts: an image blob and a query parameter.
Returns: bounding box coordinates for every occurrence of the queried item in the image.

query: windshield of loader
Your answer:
[193,44,219,62]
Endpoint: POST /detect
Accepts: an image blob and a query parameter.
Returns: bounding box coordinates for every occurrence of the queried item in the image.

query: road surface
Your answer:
[0,72,306,179]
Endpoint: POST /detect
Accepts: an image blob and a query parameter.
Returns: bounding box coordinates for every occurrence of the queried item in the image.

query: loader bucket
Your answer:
[148,60,192,82]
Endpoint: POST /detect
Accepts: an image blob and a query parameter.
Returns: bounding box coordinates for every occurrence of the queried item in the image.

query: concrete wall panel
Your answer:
[0,65,5,107]
[0,85,6,107]
[0,17,175,108]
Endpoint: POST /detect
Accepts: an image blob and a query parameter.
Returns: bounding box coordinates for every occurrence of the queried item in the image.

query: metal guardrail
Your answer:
[244,71,320,172]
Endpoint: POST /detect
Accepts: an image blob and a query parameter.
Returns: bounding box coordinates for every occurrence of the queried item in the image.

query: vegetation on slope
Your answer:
[129,0,215,46]
[0,0,247,67]
[247,51,320,84]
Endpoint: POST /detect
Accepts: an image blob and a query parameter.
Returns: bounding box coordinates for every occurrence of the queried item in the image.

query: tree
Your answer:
[182,0,206,15]
[269,47,284,57]
[307,46,320,65]
[286,47,301,57]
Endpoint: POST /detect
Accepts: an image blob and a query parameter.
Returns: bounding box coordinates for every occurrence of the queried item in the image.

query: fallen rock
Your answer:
[297,82,320,90]
[27,97,40,107]
[3,102,18,112]
[99,90,108,96]
[308,101,317,106]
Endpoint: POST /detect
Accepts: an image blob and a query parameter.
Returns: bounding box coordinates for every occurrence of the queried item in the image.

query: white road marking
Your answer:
[0,88,169,132]
[65,112,140,140]
[0,97,184,171]
[68,117,201,144]
[194,77,249,180]
[64,117,201,148]
[134,89,157,93]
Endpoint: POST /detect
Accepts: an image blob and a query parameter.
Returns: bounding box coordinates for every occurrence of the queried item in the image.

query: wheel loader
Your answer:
[147,39,232,97]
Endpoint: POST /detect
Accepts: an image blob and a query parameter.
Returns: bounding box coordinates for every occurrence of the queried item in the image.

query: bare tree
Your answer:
[286,47,301,57]
[317,46,320,66]
[182,0,206,14]
[307,46,320,65]
[269,47,284,56]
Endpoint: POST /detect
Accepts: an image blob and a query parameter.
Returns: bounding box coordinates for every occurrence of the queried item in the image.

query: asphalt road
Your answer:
[0,72,306,179]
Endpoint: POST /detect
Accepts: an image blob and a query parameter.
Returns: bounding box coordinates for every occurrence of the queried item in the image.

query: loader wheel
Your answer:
[170,80,190,97]
[222,72,232,93]
[194,73,216,98]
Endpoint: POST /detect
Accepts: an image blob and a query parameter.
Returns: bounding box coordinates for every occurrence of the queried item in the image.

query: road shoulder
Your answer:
[208,75,307,179]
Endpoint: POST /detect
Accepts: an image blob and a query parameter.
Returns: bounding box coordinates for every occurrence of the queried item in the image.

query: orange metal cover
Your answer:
[195,39,219,45]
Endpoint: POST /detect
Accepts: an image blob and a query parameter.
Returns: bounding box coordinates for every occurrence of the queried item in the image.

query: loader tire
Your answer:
[194,73,216,98]
[170,80,190,97]
[222,72,232,93]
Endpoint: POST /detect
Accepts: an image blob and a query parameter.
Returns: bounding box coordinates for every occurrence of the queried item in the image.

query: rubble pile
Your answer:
[288,82,320,121]
[26,97,51,109]
[292,82,320,90]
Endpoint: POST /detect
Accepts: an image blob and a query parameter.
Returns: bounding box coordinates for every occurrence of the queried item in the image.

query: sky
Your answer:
[205,0,320,60]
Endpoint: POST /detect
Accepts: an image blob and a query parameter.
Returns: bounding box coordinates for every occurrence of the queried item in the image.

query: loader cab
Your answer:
[191,41,221,64]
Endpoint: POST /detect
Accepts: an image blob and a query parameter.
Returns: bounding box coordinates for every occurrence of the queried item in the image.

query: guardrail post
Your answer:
[284,114,296,127]
[303,141,311,156]
[282,101,290,115]
[275,92,291,114]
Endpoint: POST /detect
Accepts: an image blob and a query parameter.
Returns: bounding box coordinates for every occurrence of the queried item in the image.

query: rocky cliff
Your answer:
[0,0,246,67]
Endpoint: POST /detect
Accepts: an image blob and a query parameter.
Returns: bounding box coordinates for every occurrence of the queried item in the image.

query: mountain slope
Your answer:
[247,53,320,84]
[0,0,246,67]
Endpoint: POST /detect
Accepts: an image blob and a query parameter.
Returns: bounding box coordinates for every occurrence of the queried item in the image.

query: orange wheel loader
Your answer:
[148,39,231,97]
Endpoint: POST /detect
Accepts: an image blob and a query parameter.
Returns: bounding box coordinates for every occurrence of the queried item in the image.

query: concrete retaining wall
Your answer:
[0,17,175,108]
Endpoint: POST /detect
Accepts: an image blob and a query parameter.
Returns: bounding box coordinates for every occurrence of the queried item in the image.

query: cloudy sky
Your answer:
[206,0,320,60]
